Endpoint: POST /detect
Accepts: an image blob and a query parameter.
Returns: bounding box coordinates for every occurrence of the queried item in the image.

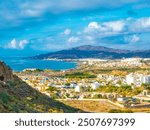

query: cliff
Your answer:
[0,61,13,82]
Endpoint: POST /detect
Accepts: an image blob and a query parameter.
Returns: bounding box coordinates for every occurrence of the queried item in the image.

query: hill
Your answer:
[30,45,150,59]
[0,61,82,113]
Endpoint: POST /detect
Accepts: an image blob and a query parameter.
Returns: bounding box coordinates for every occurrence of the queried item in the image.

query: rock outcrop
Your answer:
[0,61,13,82]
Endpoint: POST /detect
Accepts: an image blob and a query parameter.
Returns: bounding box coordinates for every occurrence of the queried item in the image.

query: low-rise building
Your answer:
[90,82,101,90]
[75,85,80,92]
[126,73,150,86]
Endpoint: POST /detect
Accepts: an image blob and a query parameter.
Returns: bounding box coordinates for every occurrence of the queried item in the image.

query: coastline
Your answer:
[0,57,77,72]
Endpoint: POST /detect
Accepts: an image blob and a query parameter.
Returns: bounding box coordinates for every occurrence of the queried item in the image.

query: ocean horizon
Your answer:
[0,56,77,71]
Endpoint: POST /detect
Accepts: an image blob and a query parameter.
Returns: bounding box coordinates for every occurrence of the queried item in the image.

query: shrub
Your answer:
[93,94,102,99]
[12,104,19,112]
[0,91,13,104]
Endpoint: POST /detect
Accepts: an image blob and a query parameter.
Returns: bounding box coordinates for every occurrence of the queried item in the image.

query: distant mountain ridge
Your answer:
[70,45,130,53]
[30,45,150,59]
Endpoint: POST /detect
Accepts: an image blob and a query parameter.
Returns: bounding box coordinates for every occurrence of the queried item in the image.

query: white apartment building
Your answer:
[90,82,101,90]
[121,58,142,66]
[75,85,80,92]
[23,68,37,72]
[126,73,150,86]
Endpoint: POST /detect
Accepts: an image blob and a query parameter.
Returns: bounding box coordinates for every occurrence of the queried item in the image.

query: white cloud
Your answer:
[124,35,140,43]
[103,20,125,32]
[138,17,150,28]
[81,17,150,47]
[18,0,139,15]
[84,22,101,33]
[22,9,42,17]
[63,29,71,35]
[130,17,150,32]
[68,36,79,43]
[5,39,29,49]
[130,35,140,43]
[84,17,150,40]
[19,40,29,49]
[6,39,18,49]
[84,20,125,35]
[86,22,100,31]
[0,0,140,25]
[85,36,94,41]
[88,22,100,29]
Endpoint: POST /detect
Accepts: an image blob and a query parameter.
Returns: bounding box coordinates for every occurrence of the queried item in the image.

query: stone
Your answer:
[0,61,13,82]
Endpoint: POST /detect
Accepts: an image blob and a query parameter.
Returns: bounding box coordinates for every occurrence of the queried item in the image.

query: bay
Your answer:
[0,57,76,71]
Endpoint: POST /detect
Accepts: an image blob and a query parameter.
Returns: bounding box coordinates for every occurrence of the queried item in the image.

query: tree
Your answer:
[46,86,57,92]
[66,93,70,98]
[93,94,102,99]
[141,83,150,90]
[86,86,92,92]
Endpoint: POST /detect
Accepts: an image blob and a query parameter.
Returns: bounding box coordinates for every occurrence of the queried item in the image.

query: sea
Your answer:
[0,57,77,71]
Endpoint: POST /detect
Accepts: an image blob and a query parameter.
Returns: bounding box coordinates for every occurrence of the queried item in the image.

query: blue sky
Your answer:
[0,0,150,56]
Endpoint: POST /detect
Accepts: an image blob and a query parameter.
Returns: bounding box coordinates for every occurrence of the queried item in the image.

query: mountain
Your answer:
[0,61,82,113]
[30,45,150,59]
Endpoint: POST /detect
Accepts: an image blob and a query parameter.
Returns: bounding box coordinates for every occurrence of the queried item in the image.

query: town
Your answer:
[16,58,150,112]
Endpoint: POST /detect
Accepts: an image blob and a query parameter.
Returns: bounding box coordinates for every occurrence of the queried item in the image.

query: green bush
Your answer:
[0,91,12,104]
[12,104,20,112]
[46,86,57,92]
[6,80,16,87]
[93,94,102,99]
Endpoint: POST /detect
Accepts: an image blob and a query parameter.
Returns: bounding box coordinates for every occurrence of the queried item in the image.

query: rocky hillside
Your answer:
[0,61,13,82]
[0,61,82,113]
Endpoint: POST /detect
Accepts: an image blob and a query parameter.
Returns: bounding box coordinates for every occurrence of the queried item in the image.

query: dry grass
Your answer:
[61,100,120,113]
[131,108,150,113]
[61,100,150,113]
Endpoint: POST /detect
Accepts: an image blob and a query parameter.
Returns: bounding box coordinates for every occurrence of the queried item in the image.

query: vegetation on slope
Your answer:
[0,75,82,113]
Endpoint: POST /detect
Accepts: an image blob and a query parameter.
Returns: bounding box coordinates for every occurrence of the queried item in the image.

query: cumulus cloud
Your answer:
[124,35,140,43]
[77,17,150,49]
[84,20,125,35]
[5,39,29,49]
[68,37,79,43]
[19,39,29,49]
[84,17,150,37]
[103,21,125,32]
[0,0,149,52]
[63,29,71,35]
[130,17,150,32]
[130,35,140,43]
[88,22,100,29]
[6,39,18,49]
[17,16,150,51]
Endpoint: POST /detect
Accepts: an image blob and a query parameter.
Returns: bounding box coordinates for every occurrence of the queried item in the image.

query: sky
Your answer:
[0,0,150,56]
